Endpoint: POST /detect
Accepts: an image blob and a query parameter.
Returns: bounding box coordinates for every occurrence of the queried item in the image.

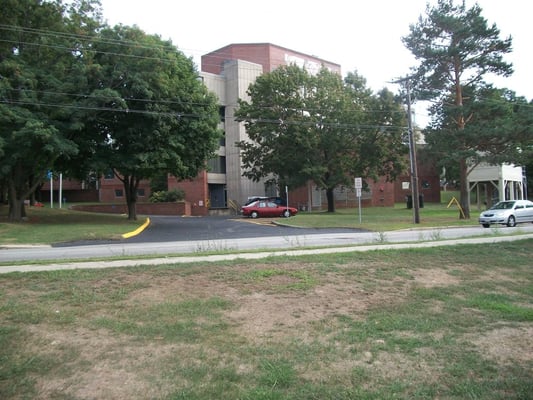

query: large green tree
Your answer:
[425,85,532,200]
[403,0,513,218]
[85,25,221,219]
[0,0,101,221]
[235,66,406,212]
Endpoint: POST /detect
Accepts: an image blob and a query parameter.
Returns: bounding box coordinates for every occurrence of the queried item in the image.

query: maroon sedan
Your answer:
[241,200,298,218]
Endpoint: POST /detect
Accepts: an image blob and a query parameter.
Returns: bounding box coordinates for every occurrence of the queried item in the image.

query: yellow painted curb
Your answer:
[122,217,151,239]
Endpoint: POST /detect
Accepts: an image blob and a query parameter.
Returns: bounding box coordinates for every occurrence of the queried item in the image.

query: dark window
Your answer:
[208,156,226,174]
[115,189,123,197]
[137,189,145,197]
[104,169,114,179]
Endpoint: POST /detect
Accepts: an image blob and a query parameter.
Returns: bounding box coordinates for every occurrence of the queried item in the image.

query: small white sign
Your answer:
[356,188,362,197]
[354,177,362,189]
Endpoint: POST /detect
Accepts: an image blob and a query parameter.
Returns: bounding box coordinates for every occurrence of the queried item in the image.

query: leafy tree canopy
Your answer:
[0,0,102,221]
[1,0,221,221]
[235,65,407,212]
[84,25,221,219]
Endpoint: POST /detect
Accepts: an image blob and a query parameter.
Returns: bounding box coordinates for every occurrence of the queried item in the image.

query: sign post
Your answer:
[59,173,63,209]
[48,170,53,209]
[354,177,362,223]
[285,185,289,216]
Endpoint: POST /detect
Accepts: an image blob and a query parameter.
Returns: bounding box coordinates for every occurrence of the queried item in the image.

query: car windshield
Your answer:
[491,201,516,210]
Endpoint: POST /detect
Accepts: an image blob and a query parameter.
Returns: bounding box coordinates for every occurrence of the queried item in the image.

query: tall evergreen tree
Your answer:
[425,84,532,204]
[403,0,513,218]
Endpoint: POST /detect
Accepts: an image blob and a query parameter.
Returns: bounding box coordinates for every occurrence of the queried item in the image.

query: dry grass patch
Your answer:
[1,241,532,399]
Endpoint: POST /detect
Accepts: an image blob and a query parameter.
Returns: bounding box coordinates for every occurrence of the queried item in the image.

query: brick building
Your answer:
[42,43,440,214]
[169,43,345,215]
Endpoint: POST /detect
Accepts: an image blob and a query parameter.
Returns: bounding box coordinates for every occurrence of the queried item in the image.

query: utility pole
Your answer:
[391,76,420,224]
[406,80,420,223]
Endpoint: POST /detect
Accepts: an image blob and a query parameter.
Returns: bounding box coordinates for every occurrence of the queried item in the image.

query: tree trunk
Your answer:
[459,158,470,219]
[6,165,45,222]
[126,199,137,221]
[7,181,26,222]
[122,174,139,220]
[326,187,335,213]
[454,69,470,220]
[8,200,25,222]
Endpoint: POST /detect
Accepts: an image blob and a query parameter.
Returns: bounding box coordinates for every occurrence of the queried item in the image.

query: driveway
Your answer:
[55,215,368,246]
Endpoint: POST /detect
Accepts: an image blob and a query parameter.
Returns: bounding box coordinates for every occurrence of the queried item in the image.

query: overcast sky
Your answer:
[99,0,532,124]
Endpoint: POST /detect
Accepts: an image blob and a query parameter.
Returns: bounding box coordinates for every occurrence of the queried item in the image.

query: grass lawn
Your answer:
[286,202,476,231]
[285,190,477,231]
[1,241,532,399]
[0,205,143,245]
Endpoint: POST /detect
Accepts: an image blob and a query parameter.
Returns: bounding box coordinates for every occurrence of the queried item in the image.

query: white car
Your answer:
[479,199,533,228]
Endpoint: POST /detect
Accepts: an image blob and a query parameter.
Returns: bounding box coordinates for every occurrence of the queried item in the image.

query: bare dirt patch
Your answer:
[3,251,532,399]
[468,324,533,366]
[412,268,460,287]
[28,326,178,400]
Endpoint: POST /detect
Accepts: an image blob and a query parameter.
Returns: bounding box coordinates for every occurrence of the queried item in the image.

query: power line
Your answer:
[2,87,412,116]
[2,88,216,108]
[4,25,529,123]
[0,99,210,120]
[3,23,531,107]
[0,99,409,132]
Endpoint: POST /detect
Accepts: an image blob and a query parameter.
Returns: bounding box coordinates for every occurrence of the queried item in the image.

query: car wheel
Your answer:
[482,223,490,228]
[282,210,290,218]
[251,211,259,219]
[507,215,516,227]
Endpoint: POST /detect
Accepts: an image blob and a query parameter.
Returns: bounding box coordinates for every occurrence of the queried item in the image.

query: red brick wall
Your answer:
[202,43,272,74]
[289,186,310,210]
[168,171,209,216]
[368,179,395,207]
[394,154,441,204]
[70,202,191,216]
[288,178,396,211]
[40,189,99,203]
[41,177,84,190]
[99,176,151,203]
[201,43,341,75]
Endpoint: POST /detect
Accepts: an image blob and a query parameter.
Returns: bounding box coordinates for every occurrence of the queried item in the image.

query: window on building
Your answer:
[208,156,226,174]
[115,189,123,197]
[137,188,145,197]
[104,169,114,179]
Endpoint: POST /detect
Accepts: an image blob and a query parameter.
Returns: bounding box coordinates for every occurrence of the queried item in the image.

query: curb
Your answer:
[121,217,151,239]
[2,233,532,274]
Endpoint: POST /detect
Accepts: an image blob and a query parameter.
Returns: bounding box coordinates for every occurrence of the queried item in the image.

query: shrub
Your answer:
[149,189,185,203]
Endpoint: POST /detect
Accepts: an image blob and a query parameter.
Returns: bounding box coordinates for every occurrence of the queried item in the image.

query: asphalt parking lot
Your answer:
[50,214,365,248]
[122,215,366,243]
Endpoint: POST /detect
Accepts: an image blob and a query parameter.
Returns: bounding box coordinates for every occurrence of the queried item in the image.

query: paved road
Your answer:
[1,215,532,264]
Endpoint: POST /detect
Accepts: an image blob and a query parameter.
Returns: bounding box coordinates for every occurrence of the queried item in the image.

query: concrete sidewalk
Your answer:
[2,233,532,274]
